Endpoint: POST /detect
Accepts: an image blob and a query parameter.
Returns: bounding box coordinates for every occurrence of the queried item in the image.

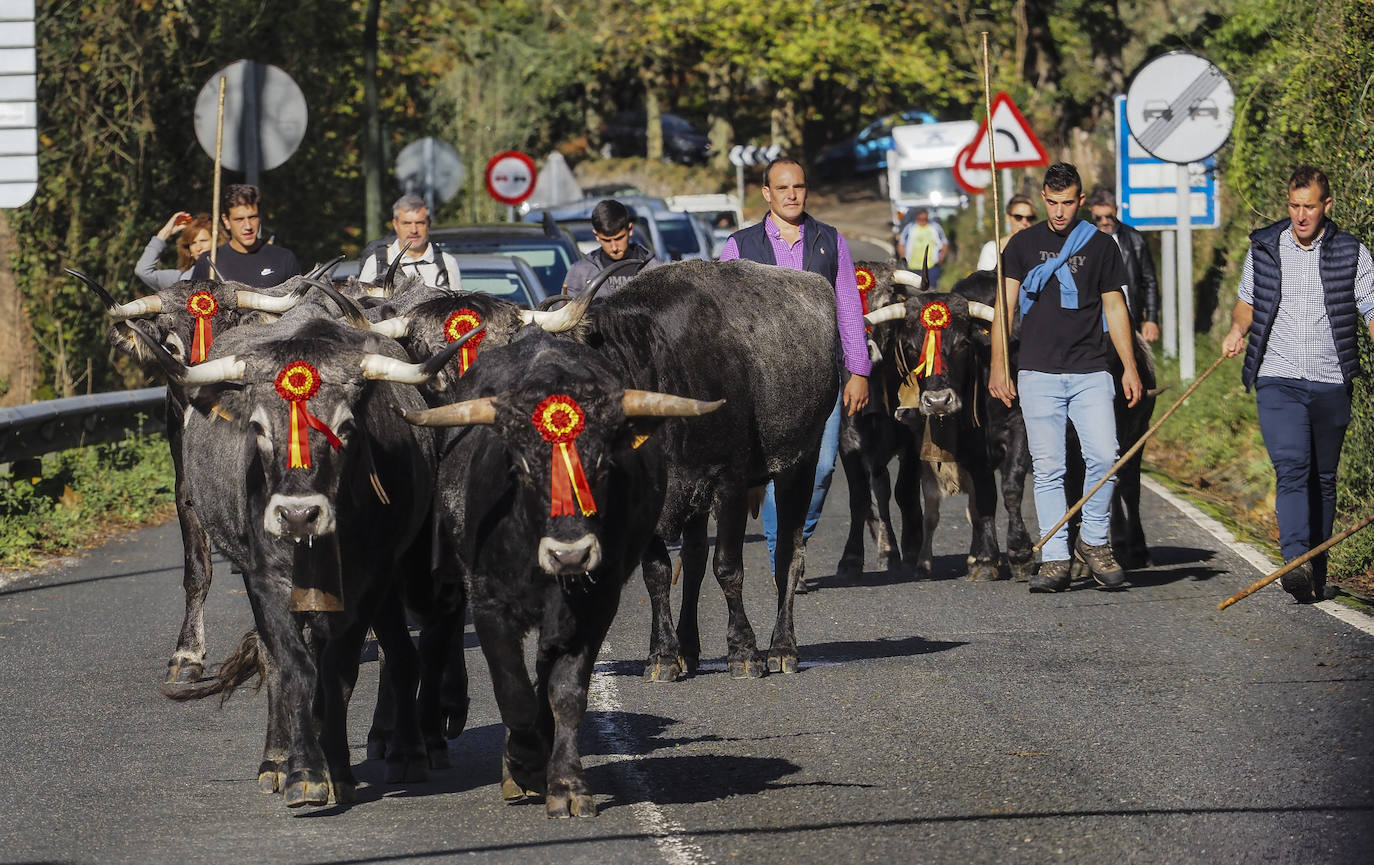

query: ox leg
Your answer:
[998,413,1035,580]
[965,463,1004,581]
[167,488,213,685]
[915,462,943,579]
[768,461,814,675]
[641,536,686,682]
[713,492,764,678]
[241,584,288,795]
[473,603,548,801]
[867,453,903,574]
[836,443,872,582]
[674,512,711,677]
[1111,395,1154,570]
[894,445,924,574]
[368,592,428,785]
[538,597,619,818]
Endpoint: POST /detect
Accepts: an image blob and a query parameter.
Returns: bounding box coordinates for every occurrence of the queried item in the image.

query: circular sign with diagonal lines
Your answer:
[1125,52,1234,164]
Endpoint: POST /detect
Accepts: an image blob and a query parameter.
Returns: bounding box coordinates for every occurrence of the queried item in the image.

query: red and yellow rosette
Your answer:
[186,290,219,364]
[911,300,951,378]
[274,361,342,469]
[854,266,875,334]
[532,394,597,517]
[443,308,485,375]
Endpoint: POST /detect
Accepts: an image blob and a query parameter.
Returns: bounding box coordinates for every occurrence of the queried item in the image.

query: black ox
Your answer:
[404,327,721,817]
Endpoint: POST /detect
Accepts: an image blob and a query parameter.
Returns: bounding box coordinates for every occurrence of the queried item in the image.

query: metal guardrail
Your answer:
[0,387,168,464]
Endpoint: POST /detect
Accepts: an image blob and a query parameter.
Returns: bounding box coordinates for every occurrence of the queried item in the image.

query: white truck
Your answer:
[885,120,978,231]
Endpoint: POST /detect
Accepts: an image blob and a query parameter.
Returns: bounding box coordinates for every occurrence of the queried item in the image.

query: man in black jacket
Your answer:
[1089,188,1160,342]
[561,199,662,297]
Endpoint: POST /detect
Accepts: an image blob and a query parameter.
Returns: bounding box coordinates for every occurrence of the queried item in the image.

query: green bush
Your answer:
[0,431,174,570]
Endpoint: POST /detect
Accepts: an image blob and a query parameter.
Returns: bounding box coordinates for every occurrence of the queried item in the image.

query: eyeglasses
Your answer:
[1009,212,1035,222]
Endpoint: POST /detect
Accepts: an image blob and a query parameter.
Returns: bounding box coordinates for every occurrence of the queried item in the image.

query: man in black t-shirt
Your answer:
[989,163,1142,593]
[190,184,300,288]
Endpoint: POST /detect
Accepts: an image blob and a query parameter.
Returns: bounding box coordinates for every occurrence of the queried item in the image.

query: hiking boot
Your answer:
[1074,538,1127,588]
[1279,561,1316,604]
[1029,559,1071,593]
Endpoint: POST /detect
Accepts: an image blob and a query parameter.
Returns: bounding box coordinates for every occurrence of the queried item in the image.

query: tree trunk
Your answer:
[641,68,663,161]
[708,66,734,175]
[0,211,34,407]
[770,91,801,157]
[363,0,382,240]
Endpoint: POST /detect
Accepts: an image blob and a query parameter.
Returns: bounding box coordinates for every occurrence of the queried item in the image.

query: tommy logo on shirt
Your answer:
[1037,251,1085,273]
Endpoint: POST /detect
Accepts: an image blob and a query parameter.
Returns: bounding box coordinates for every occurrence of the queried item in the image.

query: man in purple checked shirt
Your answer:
[720,157,871,590]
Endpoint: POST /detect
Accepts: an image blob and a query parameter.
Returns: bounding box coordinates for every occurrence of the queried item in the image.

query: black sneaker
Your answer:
[1280,561,1316,604]
[1029,559,1071,593]
[1074,538,1127,588]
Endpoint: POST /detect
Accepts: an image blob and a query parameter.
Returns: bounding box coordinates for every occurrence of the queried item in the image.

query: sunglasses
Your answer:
[1009,212,1035,222]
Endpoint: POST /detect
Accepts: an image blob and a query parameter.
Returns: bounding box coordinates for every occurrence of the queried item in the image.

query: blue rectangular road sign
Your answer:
[1115,95,1219,231]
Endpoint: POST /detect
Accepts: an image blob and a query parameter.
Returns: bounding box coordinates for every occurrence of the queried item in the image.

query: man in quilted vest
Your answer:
[1222,165,1374,603]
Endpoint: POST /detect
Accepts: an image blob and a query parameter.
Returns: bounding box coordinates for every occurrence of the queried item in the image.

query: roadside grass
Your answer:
[0,429,175,571]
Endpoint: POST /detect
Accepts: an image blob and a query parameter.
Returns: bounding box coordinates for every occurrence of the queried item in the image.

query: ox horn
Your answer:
[306,254,347,282]
[402,396,498,427]
[379,239,414,298]
[124,324,245,386]
[304,277,372,329]
[622,390,725,418]
[368,314,412,339]
[66,268,165,320]
[520,256,640,332]
[967,301,995,323]
[864,301,908,326]
[235,278,311,314]
[360,323,484,384]
[891,269,925,290]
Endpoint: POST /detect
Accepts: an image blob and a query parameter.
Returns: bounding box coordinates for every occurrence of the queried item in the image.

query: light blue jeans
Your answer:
[1018,370,1119,562]
[762,394,842,573]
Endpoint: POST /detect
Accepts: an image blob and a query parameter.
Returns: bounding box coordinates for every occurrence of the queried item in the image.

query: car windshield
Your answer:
[435,237,572,295]
[459,268,537,307]
[899,167,960,199]
[633,217,657,252]
[661,114,694,134]
[655,214,701,257]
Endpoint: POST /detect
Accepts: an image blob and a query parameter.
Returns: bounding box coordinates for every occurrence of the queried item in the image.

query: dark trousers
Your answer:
[1256,377,1352,581]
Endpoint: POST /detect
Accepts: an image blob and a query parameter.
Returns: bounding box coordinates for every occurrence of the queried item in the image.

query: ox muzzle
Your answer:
[538,533,603,583]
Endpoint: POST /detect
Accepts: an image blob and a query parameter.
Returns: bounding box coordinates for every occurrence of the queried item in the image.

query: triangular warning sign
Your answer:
[966,92,1050,170]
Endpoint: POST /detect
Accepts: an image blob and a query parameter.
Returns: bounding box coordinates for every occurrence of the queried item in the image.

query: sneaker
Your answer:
[1279,561,1316,604]
[1029,559,1071,593]
[1074,538,1126,588]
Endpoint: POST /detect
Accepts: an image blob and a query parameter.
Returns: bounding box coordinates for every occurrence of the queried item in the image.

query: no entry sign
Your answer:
[484,150,537,206]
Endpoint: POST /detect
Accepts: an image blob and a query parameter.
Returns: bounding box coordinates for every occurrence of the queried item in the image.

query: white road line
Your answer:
[1143,476,1374,636]
[590,644,714,865]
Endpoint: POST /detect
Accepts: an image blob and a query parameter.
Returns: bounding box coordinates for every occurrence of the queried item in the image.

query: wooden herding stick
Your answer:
[1033,351,1229,552]
[210,75,226,267]
[1218,513,1374,610]
[981,32,1010,384]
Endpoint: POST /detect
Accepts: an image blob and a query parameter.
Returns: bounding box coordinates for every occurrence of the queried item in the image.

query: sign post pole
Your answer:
[1176,163,1195,379]
[1160,230,1177,358]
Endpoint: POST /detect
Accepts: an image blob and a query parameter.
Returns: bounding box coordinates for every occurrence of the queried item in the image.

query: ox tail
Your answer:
[159,630,266,706]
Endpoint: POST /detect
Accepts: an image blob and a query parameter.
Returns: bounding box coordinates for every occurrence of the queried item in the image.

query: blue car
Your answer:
[813,109,938,179]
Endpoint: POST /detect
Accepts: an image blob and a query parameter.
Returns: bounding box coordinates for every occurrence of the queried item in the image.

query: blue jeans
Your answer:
[1256,377,1351,576]
[762,393,842,573]
[1018,370,1119,562]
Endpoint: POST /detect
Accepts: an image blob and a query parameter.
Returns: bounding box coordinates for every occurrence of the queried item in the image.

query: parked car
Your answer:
[813,108,939,179]
[354,220,581,298]
[448,254,547,308]
[525,197,712,262]
[666,193,744,258]
[600,110,711,165]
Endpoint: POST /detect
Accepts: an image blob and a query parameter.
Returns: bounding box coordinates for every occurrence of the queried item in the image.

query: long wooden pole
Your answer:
[981,32,1010,383]
[210,76,226,268]
[1033,351,1229,552]
[1218,513,1374,610]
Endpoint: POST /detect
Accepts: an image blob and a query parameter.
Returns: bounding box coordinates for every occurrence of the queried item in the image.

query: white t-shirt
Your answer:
[359,240,462,290]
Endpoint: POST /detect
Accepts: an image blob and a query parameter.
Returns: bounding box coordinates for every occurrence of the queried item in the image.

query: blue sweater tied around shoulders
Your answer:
[1018,220,1103,328]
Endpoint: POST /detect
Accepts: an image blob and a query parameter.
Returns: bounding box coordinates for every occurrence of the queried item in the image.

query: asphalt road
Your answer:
[1,474,1371,865]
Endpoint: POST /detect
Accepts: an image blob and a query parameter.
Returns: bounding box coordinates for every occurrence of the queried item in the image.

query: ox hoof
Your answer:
[1008,558,1035,581]
[967,563,1004,582]
[385,755,429,784]
[728,656,766,679]
[164,660,204,685]
[767,651,799,675]
[915,562,934,581]
[283,773,330,808]
[257,760,285,794]
[366,734,387,762]
[331,781,358,805]
[642,655,686,683]
[501,777,541,802]
[426,738,452,770]
[547,792,597,818]
[835,558,863,582]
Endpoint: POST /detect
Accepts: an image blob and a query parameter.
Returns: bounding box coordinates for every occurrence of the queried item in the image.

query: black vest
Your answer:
[1242,217,1363,390]
[731,214,840,286]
